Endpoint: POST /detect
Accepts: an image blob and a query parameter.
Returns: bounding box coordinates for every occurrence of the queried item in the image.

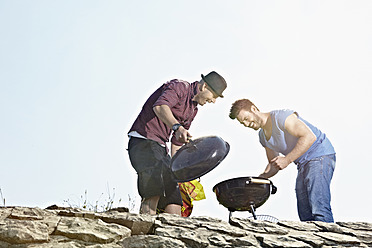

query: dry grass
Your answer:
[63,186,137,212]
[0,188,5,207]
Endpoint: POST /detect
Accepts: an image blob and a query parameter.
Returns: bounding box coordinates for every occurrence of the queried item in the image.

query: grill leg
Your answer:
[228,211,233,224]
[250,205,257,220]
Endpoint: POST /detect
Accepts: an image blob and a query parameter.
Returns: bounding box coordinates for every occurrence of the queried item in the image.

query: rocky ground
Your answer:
[0,206,371,247]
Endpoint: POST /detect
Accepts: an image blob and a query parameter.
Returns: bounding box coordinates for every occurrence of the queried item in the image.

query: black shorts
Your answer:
[127,137,182,208]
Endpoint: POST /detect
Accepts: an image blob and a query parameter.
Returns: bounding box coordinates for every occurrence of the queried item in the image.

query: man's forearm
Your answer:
[153,105,179,128]
[153,104,191,143]
[285,135,316,163]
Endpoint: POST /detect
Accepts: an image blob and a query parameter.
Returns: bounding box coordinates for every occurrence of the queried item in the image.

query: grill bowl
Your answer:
[213,176,277,212]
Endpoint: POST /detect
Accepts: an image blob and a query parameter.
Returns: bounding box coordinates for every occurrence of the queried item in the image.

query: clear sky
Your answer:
[1,0,371,222]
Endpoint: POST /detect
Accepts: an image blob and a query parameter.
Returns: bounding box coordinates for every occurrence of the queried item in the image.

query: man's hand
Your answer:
[174,126,192,143]
[259,162,279,178]
[270,156,291,170]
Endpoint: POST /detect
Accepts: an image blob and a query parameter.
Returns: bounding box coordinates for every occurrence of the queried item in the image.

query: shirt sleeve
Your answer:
[153,80,191,147]
[153,80,187,108]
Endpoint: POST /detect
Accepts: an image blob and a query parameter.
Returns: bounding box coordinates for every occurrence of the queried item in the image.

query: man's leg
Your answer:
[165,203,181,215]
[128,138,166,215]
[140,196,160,215]
[305,155,335,222]
[161,169,182,216]
[296,165,313,221]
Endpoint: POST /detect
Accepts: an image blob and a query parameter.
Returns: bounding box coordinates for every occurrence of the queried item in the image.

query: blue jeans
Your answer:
[295,154,336,222]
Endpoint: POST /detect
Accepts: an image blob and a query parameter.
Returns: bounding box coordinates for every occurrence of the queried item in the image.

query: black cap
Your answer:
[201,71,227,98]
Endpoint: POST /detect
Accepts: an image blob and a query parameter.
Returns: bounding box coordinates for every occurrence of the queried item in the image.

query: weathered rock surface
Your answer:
[0,206,371,247]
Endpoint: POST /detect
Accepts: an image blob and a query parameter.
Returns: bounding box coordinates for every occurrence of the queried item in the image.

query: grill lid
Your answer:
[171,135,230,182]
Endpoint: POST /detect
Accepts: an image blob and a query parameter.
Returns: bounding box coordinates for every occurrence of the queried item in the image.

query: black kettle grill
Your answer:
[213,176,277,222]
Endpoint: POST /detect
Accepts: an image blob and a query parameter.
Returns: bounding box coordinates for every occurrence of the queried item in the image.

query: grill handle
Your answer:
[246,177,277,195]
[247,178,271,184]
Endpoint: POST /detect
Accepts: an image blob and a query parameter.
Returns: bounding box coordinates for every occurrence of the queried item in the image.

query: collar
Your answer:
[191,81,200,106]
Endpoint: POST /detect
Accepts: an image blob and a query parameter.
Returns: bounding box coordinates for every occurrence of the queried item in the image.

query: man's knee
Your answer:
[165,204,181,216]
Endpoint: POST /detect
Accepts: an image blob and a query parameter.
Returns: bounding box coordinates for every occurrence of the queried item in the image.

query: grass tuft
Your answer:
[63,184,137,212]
[0,188,5,207]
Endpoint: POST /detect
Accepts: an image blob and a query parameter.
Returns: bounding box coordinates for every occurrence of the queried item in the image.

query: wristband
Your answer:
[172,123,182,132]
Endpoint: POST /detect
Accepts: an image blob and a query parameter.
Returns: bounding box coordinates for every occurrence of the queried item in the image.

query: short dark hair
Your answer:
[229,99,259,119]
